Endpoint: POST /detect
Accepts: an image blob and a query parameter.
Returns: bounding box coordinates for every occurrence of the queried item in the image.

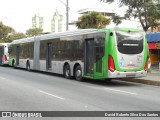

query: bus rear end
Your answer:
[0,43,10,65]
[108,29,148,78]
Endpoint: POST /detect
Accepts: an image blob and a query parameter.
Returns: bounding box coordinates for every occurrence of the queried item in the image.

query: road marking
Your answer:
[39,90,65,100]
[104,88,138,95]
[0,77,6,80]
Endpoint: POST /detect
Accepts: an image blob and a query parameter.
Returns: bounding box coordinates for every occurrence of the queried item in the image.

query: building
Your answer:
[78,8,115,18]
[151,27,160,32]
[67,7,116,30]
[51,10,63,33]
[32,11,64,33]
[78,7,115,27]
[32,14,44,29]
[146,33,160,69]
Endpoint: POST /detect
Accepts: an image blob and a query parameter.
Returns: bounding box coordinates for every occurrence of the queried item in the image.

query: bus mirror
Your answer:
[110,32,113,36]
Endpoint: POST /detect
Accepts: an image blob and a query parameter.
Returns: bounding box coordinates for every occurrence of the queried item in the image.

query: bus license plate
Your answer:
[126,73,136,77]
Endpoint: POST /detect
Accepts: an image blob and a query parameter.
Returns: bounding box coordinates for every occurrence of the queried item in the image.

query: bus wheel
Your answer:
[26,62,30,71]
[64,64,71,79]
[75,65,82,81]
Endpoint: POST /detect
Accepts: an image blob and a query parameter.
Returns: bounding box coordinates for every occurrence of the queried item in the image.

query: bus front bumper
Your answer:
[108,70,147,78]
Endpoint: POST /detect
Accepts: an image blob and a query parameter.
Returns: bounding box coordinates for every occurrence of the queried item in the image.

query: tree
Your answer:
[26,28,43,37]
[0,22,15,43]
[100,0,160,32]
[7,32,27,42]
[76,11,110,29]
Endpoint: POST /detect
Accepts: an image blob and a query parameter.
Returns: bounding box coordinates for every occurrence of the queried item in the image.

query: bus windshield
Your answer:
[115,31,144,54]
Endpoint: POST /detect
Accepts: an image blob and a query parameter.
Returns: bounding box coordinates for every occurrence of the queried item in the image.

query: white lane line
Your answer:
[104,88,138,95]
[39,90,65,100]
[0,77,6,79]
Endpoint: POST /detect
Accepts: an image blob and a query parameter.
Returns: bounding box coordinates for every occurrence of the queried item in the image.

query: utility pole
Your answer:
[57,0,69,31]
[66,0,69,30]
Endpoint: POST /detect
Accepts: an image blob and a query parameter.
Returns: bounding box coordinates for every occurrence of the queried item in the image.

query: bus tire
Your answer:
[26,61,30,71]
[64,64,71,79]
[75,65,82,81]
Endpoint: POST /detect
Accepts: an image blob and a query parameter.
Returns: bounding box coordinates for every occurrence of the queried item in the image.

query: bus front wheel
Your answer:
[64,64,71,79]
[75,65,82,81]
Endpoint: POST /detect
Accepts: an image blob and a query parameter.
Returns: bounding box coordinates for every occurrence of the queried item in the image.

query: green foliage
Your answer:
[0,22,15,43]
[26,28,43,37]
[7,32,27,42]
[76,12,110,29]
[100,0,160,32]
[112,14,122,25]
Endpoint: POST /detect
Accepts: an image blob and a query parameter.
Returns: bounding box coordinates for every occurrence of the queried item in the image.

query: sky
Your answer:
[0,0,140,33]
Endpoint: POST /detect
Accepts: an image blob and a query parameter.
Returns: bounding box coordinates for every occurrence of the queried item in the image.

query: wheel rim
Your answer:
[76,69,81,78]
[65,69,70,77]
[64,65,70,78]
[27,65,30,70]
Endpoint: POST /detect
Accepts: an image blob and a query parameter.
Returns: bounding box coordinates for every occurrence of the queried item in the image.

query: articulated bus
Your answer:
[8,28,148,80]
[0,43,10,65]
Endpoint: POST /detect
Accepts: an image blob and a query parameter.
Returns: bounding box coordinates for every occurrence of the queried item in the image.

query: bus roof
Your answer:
[39,29,98,41]
[11,37,35,44]
[11,29,99,44]
[10,28,143,44]
[0,43,10,46]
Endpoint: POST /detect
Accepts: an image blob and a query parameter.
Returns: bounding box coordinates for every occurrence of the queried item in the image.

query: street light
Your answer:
[57,0,69,31]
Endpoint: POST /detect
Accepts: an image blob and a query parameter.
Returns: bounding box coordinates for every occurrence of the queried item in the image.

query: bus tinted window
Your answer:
[20,42,34,59]
[116,31,143,54]
[9,45,16,58]
[73,40,83,61]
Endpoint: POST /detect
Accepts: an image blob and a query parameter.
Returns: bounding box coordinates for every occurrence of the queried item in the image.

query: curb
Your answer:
[121,78,160,86]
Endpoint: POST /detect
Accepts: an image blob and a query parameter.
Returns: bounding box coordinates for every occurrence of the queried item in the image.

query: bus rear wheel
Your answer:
[75,65,82,81]
[64,64,71,79]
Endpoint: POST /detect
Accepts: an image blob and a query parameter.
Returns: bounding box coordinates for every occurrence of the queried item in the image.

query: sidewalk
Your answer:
[122,70,160,86]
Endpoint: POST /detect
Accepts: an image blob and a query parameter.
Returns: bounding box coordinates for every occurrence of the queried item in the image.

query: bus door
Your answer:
[16,46,20,66]
[94,37,105,78]
[84,39,94,77]
[46,42,52,70]
[0,47,2,65]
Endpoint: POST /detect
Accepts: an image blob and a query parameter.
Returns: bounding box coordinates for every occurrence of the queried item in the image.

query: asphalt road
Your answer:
[0,66,160,120]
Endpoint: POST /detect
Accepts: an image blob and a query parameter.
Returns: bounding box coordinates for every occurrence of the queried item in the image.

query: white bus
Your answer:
[0,43,10,65]
[9,28,148,80]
